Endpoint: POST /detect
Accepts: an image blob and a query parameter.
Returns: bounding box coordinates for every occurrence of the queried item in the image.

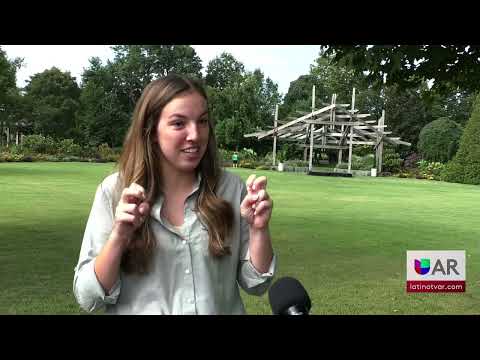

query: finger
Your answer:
[122,187,145,204]
[116,212,136,224]
[129,183,146,198]
[241,192,259,208]
[246,174,257,190]
[253,200,272,216]
[119,203,138,215]
[252,176,267,191]
[138,202,150,216]
[256,189,269,202]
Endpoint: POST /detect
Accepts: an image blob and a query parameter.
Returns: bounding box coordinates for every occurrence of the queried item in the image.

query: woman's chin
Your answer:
[176,159,202,173]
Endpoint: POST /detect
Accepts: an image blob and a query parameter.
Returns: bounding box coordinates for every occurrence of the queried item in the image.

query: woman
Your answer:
[73,74,276,314]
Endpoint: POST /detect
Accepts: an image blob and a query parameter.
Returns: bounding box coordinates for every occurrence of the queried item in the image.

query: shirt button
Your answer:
[185,269,191,274]
[182,240,187,245]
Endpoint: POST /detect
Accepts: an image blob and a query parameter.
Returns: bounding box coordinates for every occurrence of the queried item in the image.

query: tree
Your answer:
[280,51,384,123]
[322,45,480,95]
[111,45,203,107]
[279,75,317,120]
[417,117,463,163]
[0,47,18,107]
[210,69,281,153]
[443,94,480,185]
[428,89,476,127]
[0,46,23,146]
[23,67,81,139]
[383,84,430,153]
[77,57,129,147]
[77,46,203,147]
[205,52,245,90]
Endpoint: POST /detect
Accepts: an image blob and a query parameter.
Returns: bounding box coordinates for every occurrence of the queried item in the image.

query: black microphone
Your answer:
[268,277,311,315]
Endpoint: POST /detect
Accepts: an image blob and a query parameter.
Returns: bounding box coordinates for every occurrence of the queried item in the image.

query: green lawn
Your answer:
[1,162,479,314]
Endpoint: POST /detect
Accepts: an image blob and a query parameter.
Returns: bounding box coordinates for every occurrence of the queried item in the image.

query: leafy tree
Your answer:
[417,117,463,163]
[205,52,245,90]
[279,75,317,120]
[322,45,480,95]
[443,94,480,184]
[111,45,203,107]
[428,89,476,127]
[77,57,129,147]
[384,84,430,154]
[210,67,281,154]
[0,47,18,107]
[78,46,203,147]
[23,67,80,140]
[0,46,24,146]
[281,52,383,119]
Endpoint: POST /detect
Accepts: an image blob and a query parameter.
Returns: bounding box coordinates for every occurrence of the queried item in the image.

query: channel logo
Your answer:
[414,258,430,275]
[406,251,466,293]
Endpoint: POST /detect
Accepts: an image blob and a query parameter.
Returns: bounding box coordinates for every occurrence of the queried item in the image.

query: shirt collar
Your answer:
[150,172,202,223]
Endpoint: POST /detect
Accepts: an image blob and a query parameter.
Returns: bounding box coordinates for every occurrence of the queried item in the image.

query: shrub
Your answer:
[263,152,274,165]
[442,93,480,185]
[239,160,256,169]
[22,135,56,155]
[283,159,309,168]
[57,139,82,157]
[218,148,233,162]
[32,153,58,162]
[403,152,421,170]
[382,146,402,173]
[417,160,445,180]
[418,117,463,163]
[255,164,271,170]
[336,154,374,170]
[0,152,24,162]
[398,171,416,178]
[80,145,99,160]
[353,144,371,157]
[239,148,258,162]
[98,143,118,162]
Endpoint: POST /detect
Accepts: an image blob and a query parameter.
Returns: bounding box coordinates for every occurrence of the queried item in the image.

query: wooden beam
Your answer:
[376,110,384,173]
[258,103,335,139]
[273,104,278,166]
[334,114,371,119]
[348,88,355,173]
[354,125,387,129]
[326,132,363,138]
[309,85,315,171]
[305,120,363,126]
[299,144,349,150]
[244,131,267,137]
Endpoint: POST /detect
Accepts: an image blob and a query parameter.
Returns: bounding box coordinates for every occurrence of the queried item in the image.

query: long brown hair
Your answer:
[116,73,233,274]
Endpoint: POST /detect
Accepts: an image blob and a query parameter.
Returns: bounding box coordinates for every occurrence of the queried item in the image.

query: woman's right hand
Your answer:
[111,183,150,250]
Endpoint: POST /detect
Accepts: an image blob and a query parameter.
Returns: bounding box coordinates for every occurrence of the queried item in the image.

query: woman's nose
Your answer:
[186,123,199,141]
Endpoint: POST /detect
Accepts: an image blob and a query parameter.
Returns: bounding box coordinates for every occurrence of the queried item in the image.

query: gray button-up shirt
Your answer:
[73,170,276,314]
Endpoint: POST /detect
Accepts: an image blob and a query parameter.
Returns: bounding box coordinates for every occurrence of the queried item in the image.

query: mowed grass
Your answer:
[1,162,479,314]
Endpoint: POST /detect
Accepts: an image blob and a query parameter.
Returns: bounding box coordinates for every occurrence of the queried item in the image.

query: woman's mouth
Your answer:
[182,146,200,154]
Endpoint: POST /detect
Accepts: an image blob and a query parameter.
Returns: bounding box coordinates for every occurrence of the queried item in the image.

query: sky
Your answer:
[1,45,322,96]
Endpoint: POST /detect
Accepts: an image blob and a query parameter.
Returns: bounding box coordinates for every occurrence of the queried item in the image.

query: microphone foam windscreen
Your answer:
[268,276,311,315]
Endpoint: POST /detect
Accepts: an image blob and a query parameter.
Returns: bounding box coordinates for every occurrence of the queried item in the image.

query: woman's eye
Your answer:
[172,121,184,128]
[199,118,208,125]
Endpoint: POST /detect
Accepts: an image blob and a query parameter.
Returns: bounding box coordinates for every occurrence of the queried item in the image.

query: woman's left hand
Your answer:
[240,174,273,230]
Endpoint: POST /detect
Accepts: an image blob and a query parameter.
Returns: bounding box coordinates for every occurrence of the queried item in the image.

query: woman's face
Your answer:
[155,90,210,175]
